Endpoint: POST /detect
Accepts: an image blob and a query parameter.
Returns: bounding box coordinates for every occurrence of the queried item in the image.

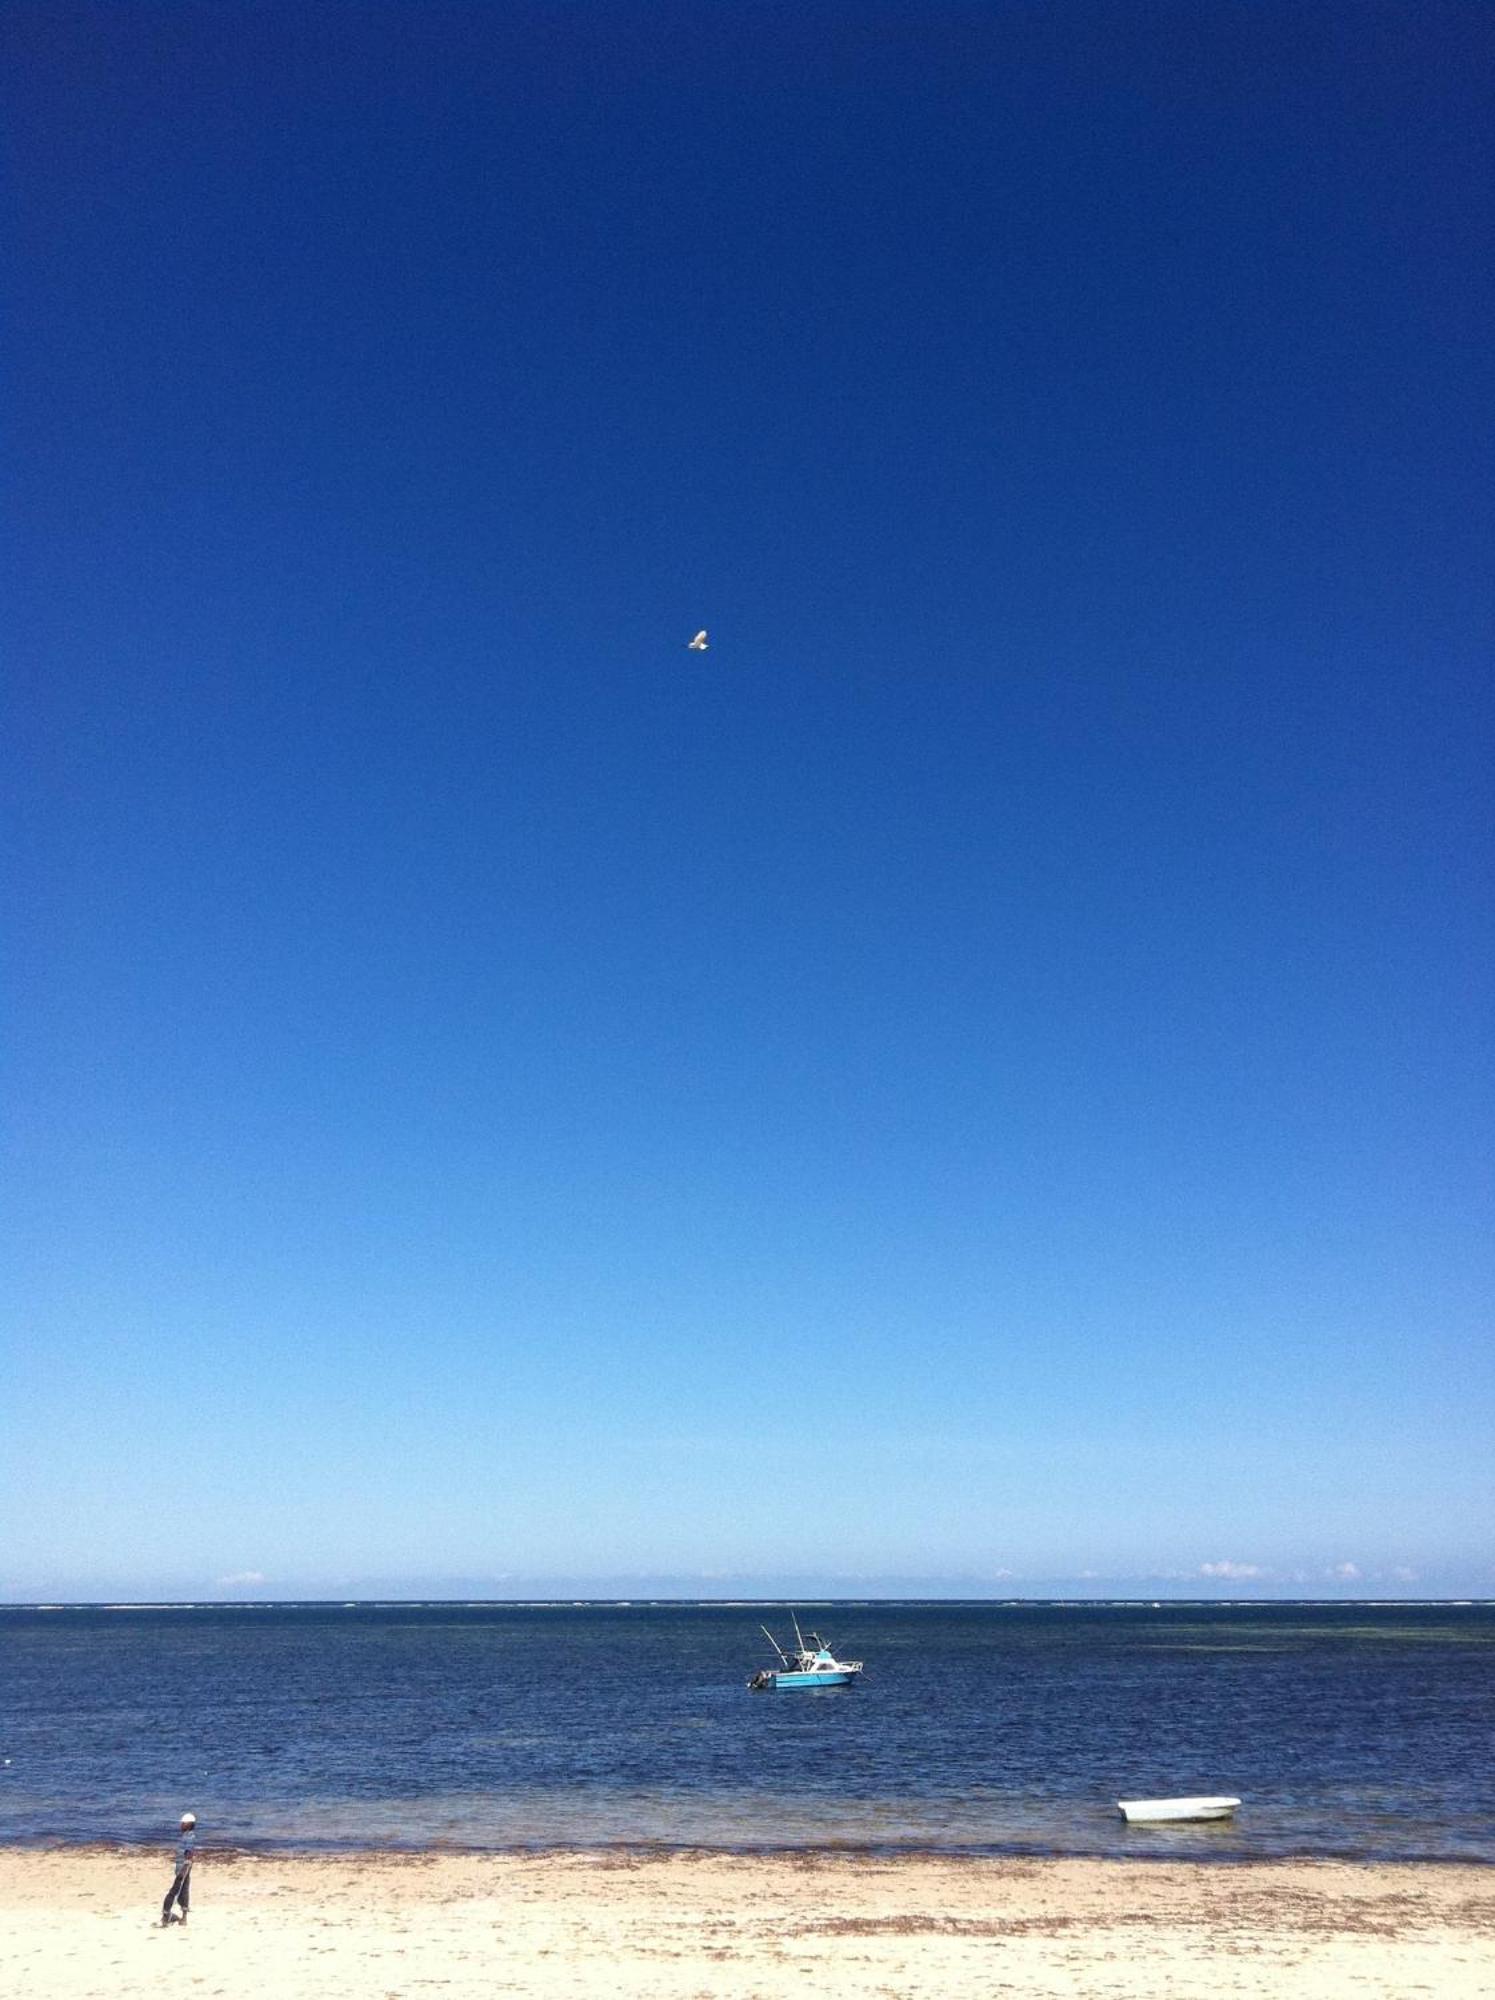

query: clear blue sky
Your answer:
[5,3,1491,1600]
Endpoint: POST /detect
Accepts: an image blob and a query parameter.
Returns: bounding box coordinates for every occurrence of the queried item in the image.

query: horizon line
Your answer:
[4,1594,1489,1610]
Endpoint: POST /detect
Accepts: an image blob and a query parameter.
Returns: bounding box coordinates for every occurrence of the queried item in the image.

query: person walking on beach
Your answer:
[161,1813,196,1926]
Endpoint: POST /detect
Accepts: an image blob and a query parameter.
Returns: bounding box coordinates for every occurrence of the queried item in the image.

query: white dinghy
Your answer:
[1118,1796,1240,1823]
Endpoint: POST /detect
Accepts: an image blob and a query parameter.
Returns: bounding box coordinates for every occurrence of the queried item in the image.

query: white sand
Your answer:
[2,1845,1492,1998]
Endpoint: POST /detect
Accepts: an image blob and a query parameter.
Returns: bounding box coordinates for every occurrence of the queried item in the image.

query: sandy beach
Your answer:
[2,1846,1491,1999]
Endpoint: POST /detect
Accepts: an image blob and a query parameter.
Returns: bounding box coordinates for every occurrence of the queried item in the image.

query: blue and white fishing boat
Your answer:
[748,1615,863,1691]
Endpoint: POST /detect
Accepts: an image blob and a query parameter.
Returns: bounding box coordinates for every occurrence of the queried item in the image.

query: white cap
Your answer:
[180,1813,196,1827]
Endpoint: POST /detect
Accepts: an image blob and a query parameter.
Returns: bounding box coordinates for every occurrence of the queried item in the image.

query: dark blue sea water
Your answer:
[2,1602,1491,1861]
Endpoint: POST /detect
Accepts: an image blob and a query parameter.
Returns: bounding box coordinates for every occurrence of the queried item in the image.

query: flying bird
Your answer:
[687,630,709,651]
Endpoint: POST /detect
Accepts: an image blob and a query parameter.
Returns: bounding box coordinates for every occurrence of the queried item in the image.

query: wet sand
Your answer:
[2,1845,1491,1997]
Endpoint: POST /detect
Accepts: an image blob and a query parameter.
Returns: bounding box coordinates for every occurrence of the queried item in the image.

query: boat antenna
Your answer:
[790,1610,805,1656]
[760,1624,789,1666]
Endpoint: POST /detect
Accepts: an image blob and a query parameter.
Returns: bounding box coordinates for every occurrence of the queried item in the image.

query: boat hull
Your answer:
[1118,1796,1240,1823]
[757,1669,858,1690]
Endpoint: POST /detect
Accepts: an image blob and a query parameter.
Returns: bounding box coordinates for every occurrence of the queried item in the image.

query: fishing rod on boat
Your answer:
[760,1624,790,1666]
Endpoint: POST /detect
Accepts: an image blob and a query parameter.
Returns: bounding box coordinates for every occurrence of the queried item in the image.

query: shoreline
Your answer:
[3,1844,1491,1997]
[3,1834,1493,1867]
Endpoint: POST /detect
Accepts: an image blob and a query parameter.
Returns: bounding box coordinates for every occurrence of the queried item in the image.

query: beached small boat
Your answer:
[1117,1795,1240,1823]
[748,1616,863,1691]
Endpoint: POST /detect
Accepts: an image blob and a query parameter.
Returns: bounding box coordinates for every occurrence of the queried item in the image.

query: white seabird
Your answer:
[687,630,708,651]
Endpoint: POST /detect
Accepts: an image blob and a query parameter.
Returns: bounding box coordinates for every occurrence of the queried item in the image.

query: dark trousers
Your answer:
[162,1865,191,1921]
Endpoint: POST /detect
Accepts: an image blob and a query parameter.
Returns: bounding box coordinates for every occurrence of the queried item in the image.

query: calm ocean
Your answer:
[2,1602,1491,1862]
